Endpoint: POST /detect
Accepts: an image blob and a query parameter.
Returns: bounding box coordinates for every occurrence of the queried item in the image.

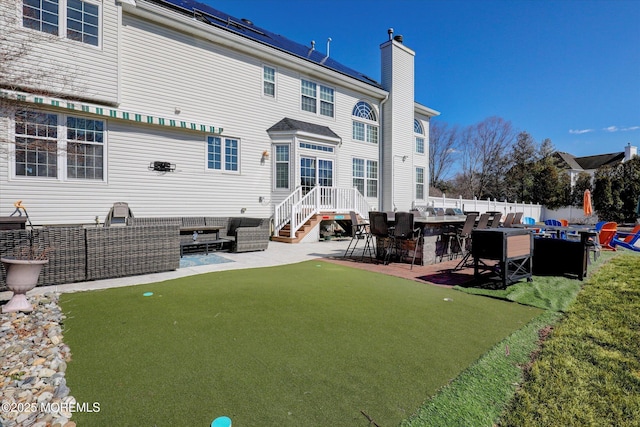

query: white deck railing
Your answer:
[274,186,371,237]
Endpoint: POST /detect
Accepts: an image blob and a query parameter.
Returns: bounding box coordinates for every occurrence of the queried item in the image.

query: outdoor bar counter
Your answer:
[417,215,467,264]
[385,213,465,265]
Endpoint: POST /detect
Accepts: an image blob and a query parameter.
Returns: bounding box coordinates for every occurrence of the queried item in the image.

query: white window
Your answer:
[14,109,104,180]
[353,158,378,198]
[352,101,378,144]
[301,79,334,117]
[22,0,100,46]
[263,65,275,97]
[414,118,424,154]
[274,144,289,189]
[416,167,425,200]
[207,136,239,173]
[66,116,104,179]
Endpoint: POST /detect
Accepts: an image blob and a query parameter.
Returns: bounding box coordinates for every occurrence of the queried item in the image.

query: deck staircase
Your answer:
[271,213,325,243]
[273,186,371,244]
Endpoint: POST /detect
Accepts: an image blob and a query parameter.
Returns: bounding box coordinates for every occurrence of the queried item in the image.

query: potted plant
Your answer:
[1,201,51,313]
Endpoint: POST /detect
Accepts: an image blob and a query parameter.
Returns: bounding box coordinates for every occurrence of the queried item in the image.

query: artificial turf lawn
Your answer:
[60,260,541,426]
[454,251,618,312]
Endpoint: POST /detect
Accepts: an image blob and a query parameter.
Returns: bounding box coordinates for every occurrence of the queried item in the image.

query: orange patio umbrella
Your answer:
[583,189,593,216]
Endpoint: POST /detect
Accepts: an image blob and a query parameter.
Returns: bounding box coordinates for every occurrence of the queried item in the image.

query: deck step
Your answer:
[275,213,327,243]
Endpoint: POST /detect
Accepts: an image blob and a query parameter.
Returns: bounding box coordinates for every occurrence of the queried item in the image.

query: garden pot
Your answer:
[1,257,48,313]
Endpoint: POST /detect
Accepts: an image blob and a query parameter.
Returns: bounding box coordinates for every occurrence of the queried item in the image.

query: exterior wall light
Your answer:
[149,161,176,172]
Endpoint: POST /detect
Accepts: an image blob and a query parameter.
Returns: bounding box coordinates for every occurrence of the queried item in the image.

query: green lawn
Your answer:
[500,252,640,426]
[60,261,541,426]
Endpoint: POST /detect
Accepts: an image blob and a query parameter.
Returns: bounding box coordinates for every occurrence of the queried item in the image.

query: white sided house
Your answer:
[0,0,439,241]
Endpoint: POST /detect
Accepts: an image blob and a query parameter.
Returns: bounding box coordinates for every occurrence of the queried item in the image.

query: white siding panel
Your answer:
[381,40,416,211]
[120,13,382,193]
[0,0,119,103]
[0,5,388,224]
[0,121,273,224]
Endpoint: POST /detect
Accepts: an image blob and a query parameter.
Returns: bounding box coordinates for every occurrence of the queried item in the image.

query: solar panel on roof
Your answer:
[151,0,382,89]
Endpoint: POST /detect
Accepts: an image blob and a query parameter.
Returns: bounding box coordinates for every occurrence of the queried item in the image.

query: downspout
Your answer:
[379,93,388,212]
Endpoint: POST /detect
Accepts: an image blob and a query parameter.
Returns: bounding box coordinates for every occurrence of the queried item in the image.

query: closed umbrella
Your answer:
[583,189,593,216]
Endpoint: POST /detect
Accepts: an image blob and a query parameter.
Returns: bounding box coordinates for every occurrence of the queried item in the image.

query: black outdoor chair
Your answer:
[502,212,515,228]
[489,212,502,228]
[390,212,422,269]
[452,212,490,271]
[343,211,371,259]
[442,212,478,261]
[368,211,393,264]
[475,213,491,230]
[513,212,523,225]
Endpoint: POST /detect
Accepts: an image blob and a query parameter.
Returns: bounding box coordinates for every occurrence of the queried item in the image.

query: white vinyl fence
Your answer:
[417,195,543,222]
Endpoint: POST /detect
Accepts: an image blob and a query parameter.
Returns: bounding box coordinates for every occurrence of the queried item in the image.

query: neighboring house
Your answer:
[0,0,438,240]
[555,143,638,186]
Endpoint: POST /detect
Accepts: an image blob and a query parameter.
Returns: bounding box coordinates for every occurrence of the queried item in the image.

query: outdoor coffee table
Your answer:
[179,225,228,256]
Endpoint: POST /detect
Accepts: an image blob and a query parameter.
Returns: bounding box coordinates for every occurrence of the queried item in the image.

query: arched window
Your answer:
[414,118,424,154]
[353,101,377,121]
[414,118,424,135]
[352,101,378,144]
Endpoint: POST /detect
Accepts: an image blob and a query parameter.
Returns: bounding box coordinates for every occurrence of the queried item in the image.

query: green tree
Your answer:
[593,157,640,222]
[530,138,567,209]
[505,131,537,202]
[533,159,564,209]
[571,172,593,207]
[559,173,572,206]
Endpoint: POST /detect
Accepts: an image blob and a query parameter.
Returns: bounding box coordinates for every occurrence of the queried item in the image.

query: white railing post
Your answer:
[291,204,298,233]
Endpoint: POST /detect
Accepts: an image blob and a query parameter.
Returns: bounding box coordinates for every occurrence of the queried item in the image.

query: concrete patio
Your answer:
[1,239,475,301]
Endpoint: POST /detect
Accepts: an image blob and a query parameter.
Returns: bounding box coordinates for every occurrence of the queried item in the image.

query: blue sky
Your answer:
[205,0,639,158]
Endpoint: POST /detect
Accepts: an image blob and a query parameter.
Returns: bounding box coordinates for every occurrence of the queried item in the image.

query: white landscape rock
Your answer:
[0,293,76,427]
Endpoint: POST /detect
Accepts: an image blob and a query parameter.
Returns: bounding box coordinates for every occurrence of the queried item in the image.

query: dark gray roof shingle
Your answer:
[555,150,625,171]
[575,152,625,170]
[555,152,582,170]
[267,117,339,139]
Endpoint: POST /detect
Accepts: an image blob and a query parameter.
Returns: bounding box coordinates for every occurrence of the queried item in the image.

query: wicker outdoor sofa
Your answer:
[127,216,271,253]
[0,217,270,289]
[0,224,180,289]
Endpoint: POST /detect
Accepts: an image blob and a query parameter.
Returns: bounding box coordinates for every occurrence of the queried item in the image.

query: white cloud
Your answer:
[621,126,640,132]
[604,126,619,132]
[569,129,593,134]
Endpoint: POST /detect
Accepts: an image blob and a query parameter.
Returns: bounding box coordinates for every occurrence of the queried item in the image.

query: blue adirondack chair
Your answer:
[610,225,640,252]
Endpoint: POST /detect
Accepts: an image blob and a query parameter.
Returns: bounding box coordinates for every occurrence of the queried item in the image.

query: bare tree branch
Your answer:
[451,117,516,199]
[428,120,459,188]
[1,3,78,159]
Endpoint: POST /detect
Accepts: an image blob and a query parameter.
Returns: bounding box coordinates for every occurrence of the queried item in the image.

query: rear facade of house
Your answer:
[0,0,438,235]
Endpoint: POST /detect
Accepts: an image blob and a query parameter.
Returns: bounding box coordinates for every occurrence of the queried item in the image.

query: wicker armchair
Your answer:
[226,217,270,252]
